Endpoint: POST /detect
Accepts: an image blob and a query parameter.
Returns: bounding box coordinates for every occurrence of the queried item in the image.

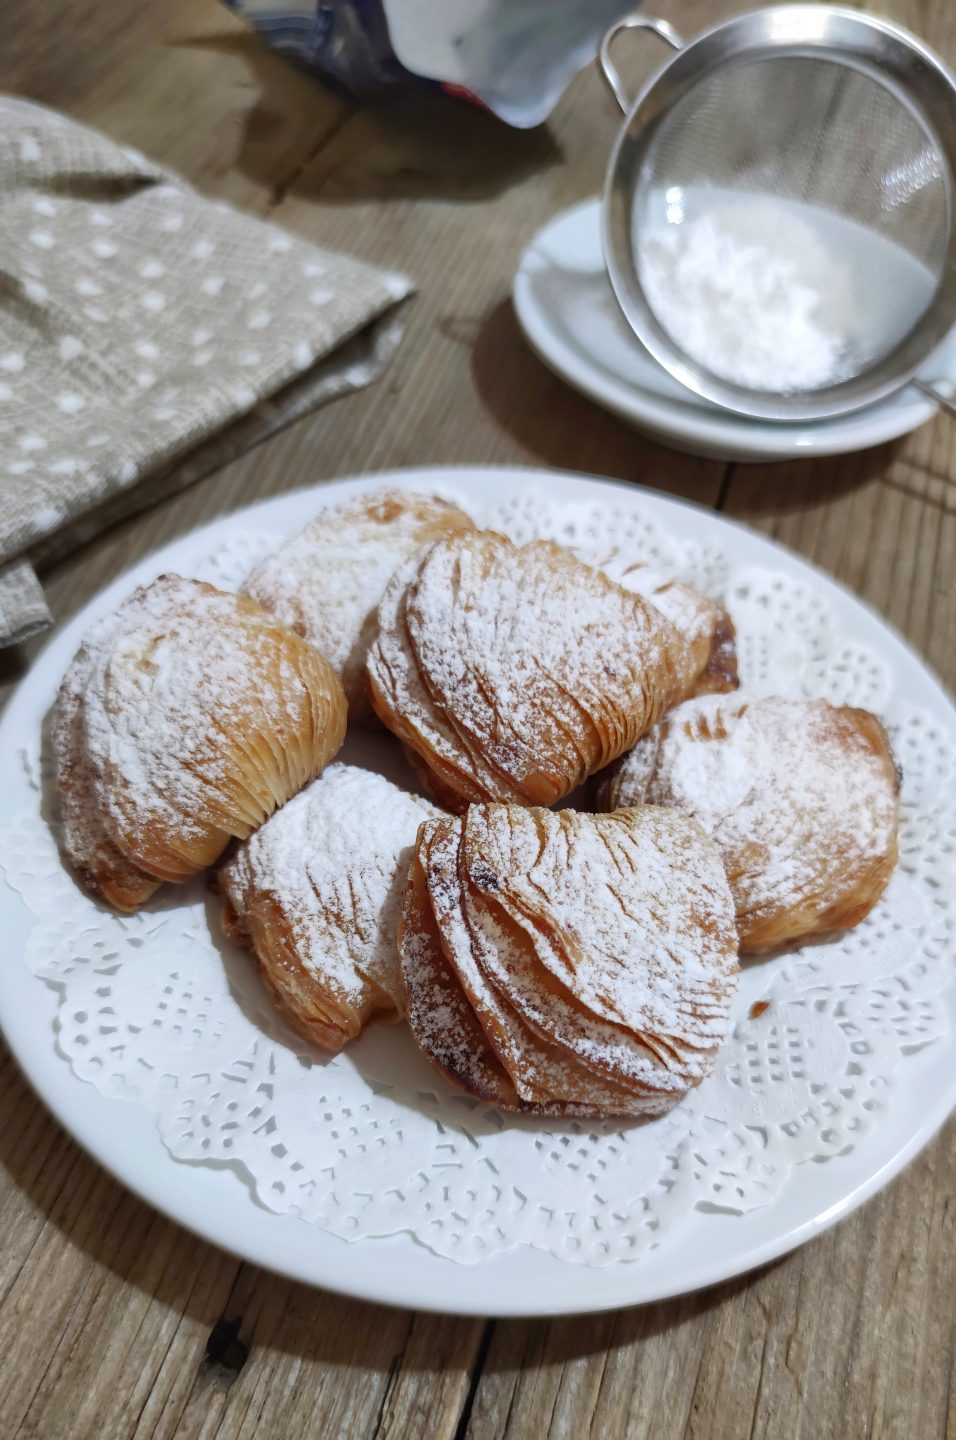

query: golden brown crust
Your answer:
[692,606,739,696]
[399,846,528,1107]
[585,551,739,698]
[367,530,716,811]
[243,488,474,722]
[218,764,441,1052]
[599,695,900,953]
[54,574,347,910]
[399,824,641,1116]
[400,804,738,1117]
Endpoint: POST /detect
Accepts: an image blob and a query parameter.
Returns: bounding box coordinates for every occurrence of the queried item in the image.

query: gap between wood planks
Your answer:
[714,465,735,513]
[262,107,358,212]
[367,1310,417,1438]
[451,1317,496,1440]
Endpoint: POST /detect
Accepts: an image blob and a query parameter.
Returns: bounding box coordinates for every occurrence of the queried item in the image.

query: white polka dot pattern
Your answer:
[0,95,413,646]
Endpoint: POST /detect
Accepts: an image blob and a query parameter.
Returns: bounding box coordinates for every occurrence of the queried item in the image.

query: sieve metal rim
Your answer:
[601,5,956,422]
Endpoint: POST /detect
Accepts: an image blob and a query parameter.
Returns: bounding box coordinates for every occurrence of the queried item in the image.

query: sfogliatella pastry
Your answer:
[54,574,347,911]
[220,763,441,1051]
[400,804,738,1116]
[243,487,474,721]
[367,530,731,811]
[598,695,900,952]
[590,549,738,696]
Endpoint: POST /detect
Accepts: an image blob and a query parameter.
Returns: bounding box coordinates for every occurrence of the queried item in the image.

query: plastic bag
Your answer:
[224,0,640,127]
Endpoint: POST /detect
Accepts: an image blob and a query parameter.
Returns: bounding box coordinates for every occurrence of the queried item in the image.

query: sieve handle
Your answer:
[912,378,956,422]
[599,15,685,115]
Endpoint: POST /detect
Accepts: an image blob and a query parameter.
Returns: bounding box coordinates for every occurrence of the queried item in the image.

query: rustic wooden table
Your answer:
[1,1,953,1436]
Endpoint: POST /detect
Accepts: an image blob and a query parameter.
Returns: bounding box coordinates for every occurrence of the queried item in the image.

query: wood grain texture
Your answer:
[0,1,953,1437]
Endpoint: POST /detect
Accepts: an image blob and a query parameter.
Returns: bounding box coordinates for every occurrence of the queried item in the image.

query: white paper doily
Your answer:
[1,468,954,1314]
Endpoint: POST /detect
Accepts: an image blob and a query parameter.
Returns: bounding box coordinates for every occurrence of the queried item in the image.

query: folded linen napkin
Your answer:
[0,96,413,646]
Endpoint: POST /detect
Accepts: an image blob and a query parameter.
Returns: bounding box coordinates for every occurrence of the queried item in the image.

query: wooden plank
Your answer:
[261,50,727,502]
[169,1270,481,1440]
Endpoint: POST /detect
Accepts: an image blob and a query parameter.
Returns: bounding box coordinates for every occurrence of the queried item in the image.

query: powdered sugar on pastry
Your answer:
[399,845,524,1108]
[585,548,739,696]
[400,804,738,1116]
[462,806,737,1093]
[588,551,715,649]
[370,553,508,805]
[55,574,346,906]
[52,608,160,911]
[368,531,708,809]
[243,488,474,720]
[600,695,900,952]
[422,818,643,1111]
[220,763,440,1050]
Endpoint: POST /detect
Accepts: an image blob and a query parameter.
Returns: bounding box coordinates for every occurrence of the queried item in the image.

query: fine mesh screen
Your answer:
[631,54,950,388]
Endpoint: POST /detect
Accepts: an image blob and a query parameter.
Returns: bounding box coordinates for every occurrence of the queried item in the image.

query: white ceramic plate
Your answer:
[1,466,954,1317]
[513,200,956,462]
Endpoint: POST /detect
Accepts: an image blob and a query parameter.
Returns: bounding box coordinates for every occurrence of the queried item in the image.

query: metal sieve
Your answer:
[599,6,956,422]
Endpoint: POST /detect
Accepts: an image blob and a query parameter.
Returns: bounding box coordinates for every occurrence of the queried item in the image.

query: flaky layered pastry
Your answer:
[54,574,347,911]
[589,549,738,696]
[243,487,474,720]
[366,530,733,811]
[598,695,900,952]
[400,804,738,1116]
[220,764,441,1051]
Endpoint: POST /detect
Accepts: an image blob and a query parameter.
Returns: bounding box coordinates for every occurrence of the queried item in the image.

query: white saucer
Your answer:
[513,198,956,462]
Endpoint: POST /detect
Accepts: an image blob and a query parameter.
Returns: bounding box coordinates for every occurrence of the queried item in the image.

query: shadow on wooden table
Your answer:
[176,32,563,205]
[470,299,728,507]
[489,1259,784,1357]
[723,440,907,519]
[0,645,28,693]
[471,298,911,518]
[290,96,564,205]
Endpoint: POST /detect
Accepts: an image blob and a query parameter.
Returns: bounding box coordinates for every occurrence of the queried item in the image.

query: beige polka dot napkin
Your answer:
[0,96,413,647]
